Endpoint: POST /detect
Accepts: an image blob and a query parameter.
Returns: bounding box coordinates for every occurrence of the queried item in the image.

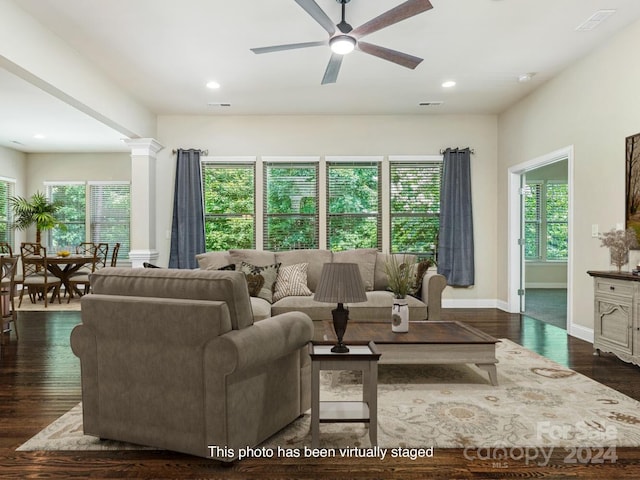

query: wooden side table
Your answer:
[309,341,381,448]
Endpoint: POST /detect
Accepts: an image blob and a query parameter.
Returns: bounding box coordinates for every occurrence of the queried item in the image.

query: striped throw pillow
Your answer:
[273,263,312,302]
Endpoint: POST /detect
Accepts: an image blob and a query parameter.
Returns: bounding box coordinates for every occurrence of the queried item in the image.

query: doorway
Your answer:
[507,146,574,333]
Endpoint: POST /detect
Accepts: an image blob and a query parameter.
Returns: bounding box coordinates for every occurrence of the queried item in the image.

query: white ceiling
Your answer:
[4,0,640,152]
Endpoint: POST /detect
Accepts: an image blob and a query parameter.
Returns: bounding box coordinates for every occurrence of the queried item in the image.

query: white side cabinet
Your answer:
[589,271,640,366]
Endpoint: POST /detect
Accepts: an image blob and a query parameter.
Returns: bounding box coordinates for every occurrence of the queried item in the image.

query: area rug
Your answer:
[15,296,81,311]
[17,339,640,452]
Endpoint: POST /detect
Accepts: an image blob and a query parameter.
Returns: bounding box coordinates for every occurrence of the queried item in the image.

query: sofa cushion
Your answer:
[196,251,232,270]
[271,295,335,321]
[347,291,428,322]
[90,268,254,330]
[273,263,313,302]
[250,297,272,321]
[332,248,377,291]
[275,249,332,292]
[229,250,276,270]
[240,261,280,303]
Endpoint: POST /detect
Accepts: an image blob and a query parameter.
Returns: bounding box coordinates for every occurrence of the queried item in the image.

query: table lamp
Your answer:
[314,262,367,353]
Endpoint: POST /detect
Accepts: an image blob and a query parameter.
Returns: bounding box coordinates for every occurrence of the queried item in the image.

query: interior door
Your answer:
[519,173,526,312]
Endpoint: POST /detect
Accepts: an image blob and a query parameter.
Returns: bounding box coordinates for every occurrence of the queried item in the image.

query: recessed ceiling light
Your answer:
[33,134,46,139]
[517,73,535,83]
[206,81,221,89]
[442,80,456,88]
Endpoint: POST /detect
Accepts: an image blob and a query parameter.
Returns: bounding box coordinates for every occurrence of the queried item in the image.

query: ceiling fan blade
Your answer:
[351,0,433,38]
[321,53,343,85]
[295,0,336,36]
[251,40,327,54]
[357,41,423,69]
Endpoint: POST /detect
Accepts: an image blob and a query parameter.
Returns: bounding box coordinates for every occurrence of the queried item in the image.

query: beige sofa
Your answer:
[196,248,447,331]
[70,268,313,462]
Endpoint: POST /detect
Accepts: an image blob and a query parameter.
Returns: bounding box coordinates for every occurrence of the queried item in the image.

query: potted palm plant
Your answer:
[10,191,64,245]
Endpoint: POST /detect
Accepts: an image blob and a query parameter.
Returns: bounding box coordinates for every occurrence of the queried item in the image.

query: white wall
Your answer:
[498,18,640,333]
[157,114,499,305]
[26,152,131,192]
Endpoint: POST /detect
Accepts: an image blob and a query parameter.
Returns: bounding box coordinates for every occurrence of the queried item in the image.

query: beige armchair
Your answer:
[71,268,313,461]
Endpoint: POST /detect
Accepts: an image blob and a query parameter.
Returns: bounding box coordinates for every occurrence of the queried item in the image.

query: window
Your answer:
[200,156,444,255]
[46,182,130,260]
[524,181,568,261]
[390,161,442,258]
[264,161,319,250]
[0,179,15,248]
[89,183,131,260]
[327,161,381,251]
[202,161,255,251]
[47,183,86,251]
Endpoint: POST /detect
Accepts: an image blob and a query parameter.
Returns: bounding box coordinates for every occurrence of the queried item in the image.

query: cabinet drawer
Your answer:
[595,278,635,297]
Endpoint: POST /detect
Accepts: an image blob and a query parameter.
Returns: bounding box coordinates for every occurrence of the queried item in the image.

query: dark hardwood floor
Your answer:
[2,309,640,479]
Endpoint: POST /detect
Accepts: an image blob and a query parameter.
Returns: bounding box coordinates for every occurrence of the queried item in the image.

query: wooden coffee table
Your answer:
[322,321,500,386]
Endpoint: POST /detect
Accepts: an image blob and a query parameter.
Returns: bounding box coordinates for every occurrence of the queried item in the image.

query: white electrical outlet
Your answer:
[592,224,599,237]
[616,223,624,231]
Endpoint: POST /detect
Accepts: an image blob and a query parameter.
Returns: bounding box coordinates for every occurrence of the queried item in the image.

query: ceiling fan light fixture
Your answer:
[330,35,356,55]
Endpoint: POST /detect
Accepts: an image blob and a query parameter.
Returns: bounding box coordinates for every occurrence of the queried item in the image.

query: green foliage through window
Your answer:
[524,181,568,261]
[203,163,255,250]
[264,163,318,250]
[390,162,441,258]
[327,162,381,251]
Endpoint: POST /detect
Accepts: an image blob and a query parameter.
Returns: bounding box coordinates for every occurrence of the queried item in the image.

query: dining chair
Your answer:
[110,243,121,267]
[0,242,13,256]
[67,246,98,302]
[0,255,18,344]
[19,243,62,308]
[72,242,98,277]
[93,243,109,271]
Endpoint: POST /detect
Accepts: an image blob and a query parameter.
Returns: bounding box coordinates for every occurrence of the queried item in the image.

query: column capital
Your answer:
[124,138,164,157]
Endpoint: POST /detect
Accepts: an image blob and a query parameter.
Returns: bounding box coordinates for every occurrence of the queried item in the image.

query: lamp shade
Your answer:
[314,263,367,304]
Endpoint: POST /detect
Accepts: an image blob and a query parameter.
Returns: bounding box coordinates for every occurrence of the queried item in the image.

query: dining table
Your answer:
[35,254,96,299]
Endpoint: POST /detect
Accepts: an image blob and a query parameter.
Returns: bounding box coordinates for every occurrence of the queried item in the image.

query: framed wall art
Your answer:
[626,132,640,244]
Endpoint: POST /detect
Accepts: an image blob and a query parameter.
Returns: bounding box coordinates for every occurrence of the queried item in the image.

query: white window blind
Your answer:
[0,179,14,248]
[524,182,541,260]
[89,183,130,260]
[525,181,568,261]
[202,161,255,250]
[327,162,381,251]
[389,161,442,257]
[545,182,568,260]
[264,161,319,251]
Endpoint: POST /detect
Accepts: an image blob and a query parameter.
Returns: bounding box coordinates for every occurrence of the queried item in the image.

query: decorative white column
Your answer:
[124,138,163,268]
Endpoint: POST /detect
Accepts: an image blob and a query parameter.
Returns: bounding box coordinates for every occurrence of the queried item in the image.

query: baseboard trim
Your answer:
[442,299,500,309]
[568,323,594,343]
[525,283,567,289]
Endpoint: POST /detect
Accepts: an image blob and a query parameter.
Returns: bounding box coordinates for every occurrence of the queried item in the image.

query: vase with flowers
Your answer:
[599,228,639,272]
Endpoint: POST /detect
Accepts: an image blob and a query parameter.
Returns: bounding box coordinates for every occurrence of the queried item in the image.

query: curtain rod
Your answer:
[440,148,475,155]
[172,149,209,155]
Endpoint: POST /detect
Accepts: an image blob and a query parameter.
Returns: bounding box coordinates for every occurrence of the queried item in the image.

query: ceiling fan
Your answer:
[250,0,433,85]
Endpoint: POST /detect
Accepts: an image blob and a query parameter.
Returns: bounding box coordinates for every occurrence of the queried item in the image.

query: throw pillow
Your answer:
[240,261,281,303]
[273,263,313,302]
[245,274,265,297]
